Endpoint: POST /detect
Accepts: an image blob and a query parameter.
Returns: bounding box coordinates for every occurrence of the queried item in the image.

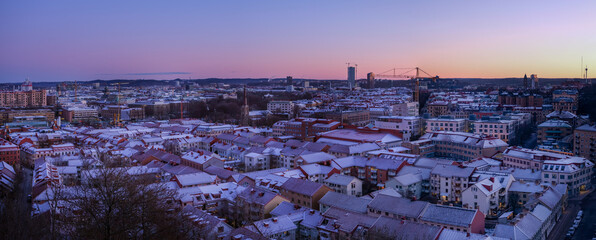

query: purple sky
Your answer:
[1,1,595,82]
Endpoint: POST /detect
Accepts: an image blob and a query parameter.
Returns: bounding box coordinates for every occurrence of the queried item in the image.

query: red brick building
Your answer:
[0,138,20,165]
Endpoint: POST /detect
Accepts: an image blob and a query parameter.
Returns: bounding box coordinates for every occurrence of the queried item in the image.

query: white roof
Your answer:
[176,172,217,187]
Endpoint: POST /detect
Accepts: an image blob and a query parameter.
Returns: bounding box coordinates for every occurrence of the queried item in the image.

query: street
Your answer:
[547,202,580,240]
[573,190,596,240]
[18,167,33,205]
[547,189,596,240]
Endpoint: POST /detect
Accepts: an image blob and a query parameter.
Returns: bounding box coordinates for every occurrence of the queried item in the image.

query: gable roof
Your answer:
[367,194,429,218]
[420,204,478,227]
[319,191,370,214]
[280,178,327,196]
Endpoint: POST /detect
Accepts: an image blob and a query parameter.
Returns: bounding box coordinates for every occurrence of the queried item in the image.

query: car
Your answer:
[574,219,581,224]
[565,232,572,239]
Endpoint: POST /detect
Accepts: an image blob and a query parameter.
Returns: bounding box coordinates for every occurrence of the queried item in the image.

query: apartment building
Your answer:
[430,164,475,203]
[194,124,234,136]
[279,178,332,210]
[323,173,363,196]
[0,109,54,124]
[541,158,593,197]
[267,101,295,114]
[574,124,596,162]
[235,187,289,225]
[272,118,340,139]
[0,139,20,165]
[420,131,508,161]
[427,101,450,117]
[0,89,47,107]
[501,147,579,170]
[392,102,419,116]
[326,110,370,127]
[472,119,515,143]
[537,120,572,145]
[374,116,421,141]
[366,157,407,186]
[462,177,506,217]
[552,89,578,113]
[63,107,99,122]
[426,118,467,133]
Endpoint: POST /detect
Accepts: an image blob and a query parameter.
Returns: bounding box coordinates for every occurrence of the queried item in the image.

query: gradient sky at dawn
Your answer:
[1,1,595,82]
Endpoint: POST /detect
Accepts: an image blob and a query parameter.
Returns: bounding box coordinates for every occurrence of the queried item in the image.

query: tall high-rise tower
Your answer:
[366,72,375,89]
[347,66,356,89]
[523,74,528,89]
[240,85,250,126]
[531,74,538,89]
[286,76,293,86]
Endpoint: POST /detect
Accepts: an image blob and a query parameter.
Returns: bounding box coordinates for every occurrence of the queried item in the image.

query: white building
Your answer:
[323,173,363,196]
[244,152,271,171]
[541,158,593,196]
[385,173,423,199]
[425,118,467,133]
[374,116,421,141]
[462,177,504,217]
[392,102,419,116]
[268,101,295,114]
[472,119,515,143]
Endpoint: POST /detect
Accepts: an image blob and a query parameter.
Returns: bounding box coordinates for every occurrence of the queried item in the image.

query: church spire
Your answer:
[240,85,250,126]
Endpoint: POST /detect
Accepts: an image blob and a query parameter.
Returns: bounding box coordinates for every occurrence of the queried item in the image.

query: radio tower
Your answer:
[586,66,590,84]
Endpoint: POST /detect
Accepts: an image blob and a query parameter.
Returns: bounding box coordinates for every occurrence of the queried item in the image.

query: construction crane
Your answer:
[74,80,78,102]
[376,67,439,102]
[179,94,184,119]
[110,82,129,126]
[376,67,437,80]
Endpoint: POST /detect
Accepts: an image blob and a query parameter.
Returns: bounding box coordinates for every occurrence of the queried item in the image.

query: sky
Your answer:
[1,1,595,82]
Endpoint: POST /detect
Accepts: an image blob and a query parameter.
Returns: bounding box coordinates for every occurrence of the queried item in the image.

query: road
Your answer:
[546,202,580,240]
[547,189,596,240]
[18,167,33,204]
[573,190,596,240]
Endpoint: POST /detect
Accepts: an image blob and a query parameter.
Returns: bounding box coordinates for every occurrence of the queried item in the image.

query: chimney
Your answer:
[264,223,269,227]
[272,218,277,223]
[258,192,264,197]
[309,209,315,215]
[250,189,256,194]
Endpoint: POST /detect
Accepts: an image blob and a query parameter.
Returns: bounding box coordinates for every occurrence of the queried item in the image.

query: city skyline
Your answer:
[1,1,595,82]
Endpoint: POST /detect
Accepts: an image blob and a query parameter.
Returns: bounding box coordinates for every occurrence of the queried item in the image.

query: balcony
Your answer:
[388,171,396,177]
[371,169,378,173]
[357,169,365,174]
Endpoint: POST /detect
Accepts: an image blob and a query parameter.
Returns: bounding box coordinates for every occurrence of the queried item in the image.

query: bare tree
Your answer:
[53,168,192,239]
